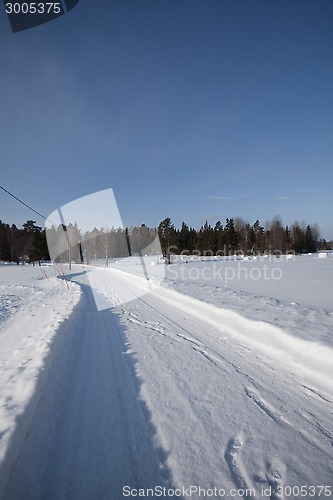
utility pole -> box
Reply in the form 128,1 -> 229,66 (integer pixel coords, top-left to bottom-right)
62,224 -> 71,271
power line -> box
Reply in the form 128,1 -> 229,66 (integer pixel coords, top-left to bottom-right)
0,184 -> 55,225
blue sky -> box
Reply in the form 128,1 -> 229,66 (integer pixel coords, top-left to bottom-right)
0,0 -> 332,238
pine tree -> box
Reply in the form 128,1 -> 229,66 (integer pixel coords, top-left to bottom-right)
304,225 -> 317,253
28,230 -> 50,264
158,218 -> 176,261
224,218 -> 238,254
0,221 -> 11,261
291,224 -> 305,254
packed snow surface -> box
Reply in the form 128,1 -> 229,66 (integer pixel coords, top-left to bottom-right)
0,255 -> 332,499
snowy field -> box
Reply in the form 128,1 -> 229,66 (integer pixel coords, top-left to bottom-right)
0,255 -> 332,499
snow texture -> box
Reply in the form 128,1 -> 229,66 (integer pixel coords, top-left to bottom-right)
0,256 -> 332,499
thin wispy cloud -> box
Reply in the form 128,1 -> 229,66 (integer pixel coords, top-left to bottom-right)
295,188 -> 326,194
276,189 -> 325,199
206,195 -> 251,201
206,196 -> 232,201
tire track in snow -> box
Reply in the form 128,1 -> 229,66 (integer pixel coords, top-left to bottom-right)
191,345 -> 221,367
109,268 -> 333,457
297,409 -> 333,447
113,267 -> 333,461
113,273 -> 253,377
302,385 -> 332,403
127,310 -> 200,345
107,267 -> 333,398
86,266 -> 333,491
116,279 -> 208,351
315,422 -> 333,446
245,386 -> 332,457
244,387 -> 289,425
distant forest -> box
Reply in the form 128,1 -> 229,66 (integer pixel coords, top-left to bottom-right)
0,217 -> 332,265
157,217 -> 331,257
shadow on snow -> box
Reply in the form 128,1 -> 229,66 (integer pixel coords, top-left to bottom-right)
0,271 -> 181,500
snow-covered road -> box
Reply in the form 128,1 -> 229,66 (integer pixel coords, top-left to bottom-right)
85,267 -> 333,498
1,270 -> 172,500
1,263 -> 333,499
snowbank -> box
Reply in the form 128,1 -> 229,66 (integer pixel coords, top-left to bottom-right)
0,266 -> 81,493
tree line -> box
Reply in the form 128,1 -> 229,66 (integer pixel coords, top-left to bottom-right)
158,217 -> 332,257
46,223 -> 159,265
0,219 -> 49,264
0,219 -> 160,265
0,216 -> 331,265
